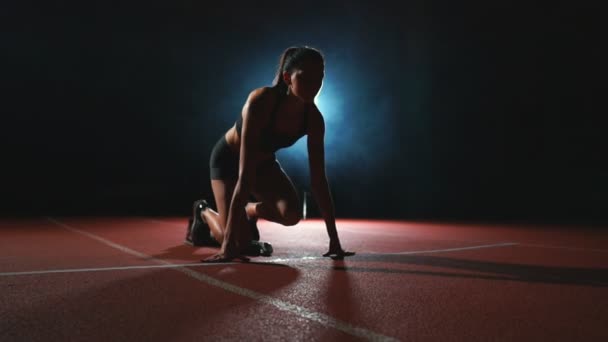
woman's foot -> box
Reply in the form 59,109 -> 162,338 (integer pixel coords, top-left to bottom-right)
248,216 -> 260,241
245,240 -> 273,257
186,199 -> 211,246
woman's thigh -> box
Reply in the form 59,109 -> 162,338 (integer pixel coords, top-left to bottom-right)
209,133 -> 240,229
252,159 -> 302,224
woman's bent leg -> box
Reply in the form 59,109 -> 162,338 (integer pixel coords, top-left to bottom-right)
202,179 -> 237,245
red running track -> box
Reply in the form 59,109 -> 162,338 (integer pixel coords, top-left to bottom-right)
1,217 -> 607,341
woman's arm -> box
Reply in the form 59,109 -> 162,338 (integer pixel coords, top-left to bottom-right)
220,88 -> 274,258
307,107 -> 352,257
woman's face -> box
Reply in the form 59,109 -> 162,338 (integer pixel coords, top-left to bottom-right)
285,59 -> 324,103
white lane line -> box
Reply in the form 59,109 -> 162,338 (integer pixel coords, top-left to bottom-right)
389,242 -> 519,255
517,243 -> 608,253
46,217 -> 154,260
260,243 -> 518,264
0,241 -> 541,277
263,242 -> 605,265
45,217 -> 398,342
0,262 -> 236,277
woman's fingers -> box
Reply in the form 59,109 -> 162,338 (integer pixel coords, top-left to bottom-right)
201,253 -> 250,263
201,253 -> 229,263
322,250 -> 356,259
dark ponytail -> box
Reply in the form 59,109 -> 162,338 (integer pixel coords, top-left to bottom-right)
272,46 -> 324,95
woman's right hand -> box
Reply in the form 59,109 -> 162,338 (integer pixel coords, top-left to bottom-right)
202,251 -> 250,263
202,205 -> 251,263
202,233 -> 249,262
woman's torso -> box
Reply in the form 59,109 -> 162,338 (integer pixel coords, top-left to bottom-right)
224,88 -> 309,162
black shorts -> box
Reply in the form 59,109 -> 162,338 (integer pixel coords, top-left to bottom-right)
209,135 -> 280,181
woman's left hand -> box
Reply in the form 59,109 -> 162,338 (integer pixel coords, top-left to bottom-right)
323,239 -> 355,259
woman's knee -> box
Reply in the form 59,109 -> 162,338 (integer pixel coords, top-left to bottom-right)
282,210 -> 302,226
277,200 -> 302,226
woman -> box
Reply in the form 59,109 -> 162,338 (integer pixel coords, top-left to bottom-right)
194,46 -> 354,262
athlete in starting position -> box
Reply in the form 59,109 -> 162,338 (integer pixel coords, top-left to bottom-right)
190,46 -> 354,262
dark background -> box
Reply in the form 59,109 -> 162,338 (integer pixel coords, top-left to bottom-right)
2,1 -> 605,223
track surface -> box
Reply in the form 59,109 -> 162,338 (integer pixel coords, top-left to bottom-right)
1,217 -> 607,341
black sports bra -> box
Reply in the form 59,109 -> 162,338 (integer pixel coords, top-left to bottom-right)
235,91 -> 309,153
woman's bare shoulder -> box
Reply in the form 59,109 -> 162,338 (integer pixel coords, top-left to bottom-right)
242,87 -> 279,126
246,86 -> 278,107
